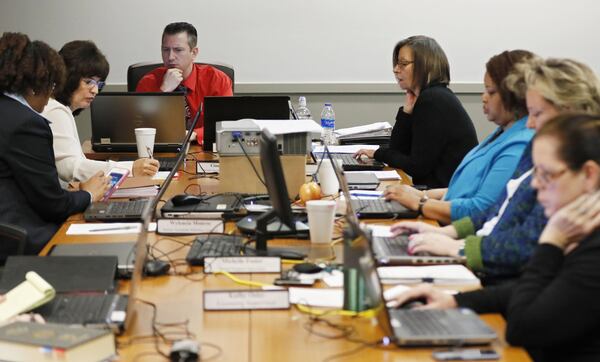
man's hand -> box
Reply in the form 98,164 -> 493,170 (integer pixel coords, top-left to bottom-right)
160,68 -> 183,92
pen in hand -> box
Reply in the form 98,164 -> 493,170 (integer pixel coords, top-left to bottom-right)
146,146 -> 154,160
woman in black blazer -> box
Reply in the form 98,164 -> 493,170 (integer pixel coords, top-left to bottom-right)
355,36 -> 478,188
0,32 -> 109,256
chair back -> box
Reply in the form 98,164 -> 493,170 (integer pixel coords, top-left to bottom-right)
0,223 -> 27,266
127,62 -> 235,93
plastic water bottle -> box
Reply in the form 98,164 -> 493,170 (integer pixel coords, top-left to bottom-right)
320,103 -> 336,145
296,96 -> 312,119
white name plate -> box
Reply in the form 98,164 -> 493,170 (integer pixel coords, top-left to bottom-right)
156,218 -> 223,234
196,161 -> 220,174
203,289 -> 290,310
203,256 -> 281,273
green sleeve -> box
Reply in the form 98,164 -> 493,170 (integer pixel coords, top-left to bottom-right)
464,235 -> 484,271
452,217 -> 475,238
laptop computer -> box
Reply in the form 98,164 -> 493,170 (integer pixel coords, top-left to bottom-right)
203,96 -> 291,151
313,152 -> 385,171
84,110 -> 200,222
49,242 -> 136,278
353,227 -> 497,346
91,92 -> 186,152
344,172 -> 380,190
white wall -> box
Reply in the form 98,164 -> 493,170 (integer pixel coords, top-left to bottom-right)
1,0 -> 596,142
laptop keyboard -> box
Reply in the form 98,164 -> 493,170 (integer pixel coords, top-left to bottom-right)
186,234 -> 246,265
375,234 -> 410,256
39,294 -> 115,324
106,199 -> 149,216
351,198 -> 396,213
394,309 -> 484,336
157,157 -> 178,171
313,153 -> 384,170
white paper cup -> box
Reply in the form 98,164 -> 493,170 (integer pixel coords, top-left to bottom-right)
317,159 -> 341,196
306,200 -> 337,244
135,128 -> 156,158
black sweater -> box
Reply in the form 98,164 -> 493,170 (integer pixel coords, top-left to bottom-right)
456,229 -> 600,362
373,84 -> 478,188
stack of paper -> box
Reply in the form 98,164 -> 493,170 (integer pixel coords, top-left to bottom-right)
334,122 -> 392,141
345,170 -> 401,181
377,265 -> 480,286
111,185 -> 158,198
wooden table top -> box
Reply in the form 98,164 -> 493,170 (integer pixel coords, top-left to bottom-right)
42,146 -> 531,362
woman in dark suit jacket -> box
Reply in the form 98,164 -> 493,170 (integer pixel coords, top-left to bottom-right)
355,36 -> 478,188
0,32 -> 108,257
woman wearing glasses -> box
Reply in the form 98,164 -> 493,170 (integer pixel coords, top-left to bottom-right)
354,36 -> 478,188
0,33 -> 108,255
391,113 -> 600,362
391,58 -> 600,282
42,41 -> 159,187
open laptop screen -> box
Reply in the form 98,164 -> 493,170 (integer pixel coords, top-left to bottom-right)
91,92 -> 186,152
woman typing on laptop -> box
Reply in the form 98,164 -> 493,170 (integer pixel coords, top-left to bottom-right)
390,114 -> 600,362
42,41 -> 159,188
0,32 -> 109,254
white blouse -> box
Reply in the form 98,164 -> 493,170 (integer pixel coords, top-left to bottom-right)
42,98 -> 133,187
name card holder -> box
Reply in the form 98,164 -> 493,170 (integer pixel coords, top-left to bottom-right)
203,289 -> 290,310
203,256 -> 281,273
156,218 -> 224,235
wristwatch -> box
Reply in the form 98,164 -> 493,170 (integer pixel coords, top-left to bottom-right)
417,192 -> 429,216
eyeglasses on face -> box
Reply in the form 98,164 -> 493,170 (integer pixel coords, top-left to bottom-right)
395,60 -> 414,69
83,78 -> 105,91
532,165 -> 569,185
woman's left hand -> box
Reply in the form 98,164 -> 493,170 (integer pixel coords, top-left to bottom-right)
407,233 -> 465,257
539,191 -> 600,252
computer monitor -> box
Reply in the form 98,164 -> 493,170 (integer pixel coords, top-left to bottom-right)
202,96 -> 291,151
236,128 -> 307,259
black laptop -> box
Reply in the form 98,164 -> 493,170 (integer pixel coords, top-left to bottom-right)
91,92 -> 186,152
49,242 -> 136,278
202,96 -> 291,151
161,193 -> 245,218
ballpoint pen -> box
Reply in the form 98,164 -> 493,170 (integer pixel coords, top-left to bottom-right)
146,146 -> 154,159
88,226 -> 139,232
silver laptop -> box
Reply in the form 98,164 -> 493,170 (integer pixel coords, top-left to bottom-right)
91,92 -> 186,152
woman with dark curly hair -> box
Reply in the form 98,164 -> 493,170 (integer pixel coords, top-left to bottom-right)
43,41 -> 159,186
0,32 -> 109,257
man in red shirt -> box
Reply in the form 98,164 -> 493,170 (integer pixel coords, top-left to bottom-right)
136,22 -> 233,145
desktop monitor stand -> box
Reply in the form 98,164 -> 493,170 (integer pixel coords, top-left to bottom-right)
245,210 -> 307,260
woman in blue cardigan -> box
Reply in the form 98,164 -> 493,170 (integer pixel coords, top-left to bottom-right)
384,50 -> 535,224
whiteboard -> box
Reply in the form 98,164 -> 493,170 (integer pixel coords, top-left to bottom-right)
1,0 -> 598,86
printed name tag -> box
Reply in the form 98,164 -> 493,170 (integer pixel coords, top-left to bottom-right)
203,289 -> 290,310
203,256 -> 281,273
196,161 -> 219,174
156,218 -> 223,234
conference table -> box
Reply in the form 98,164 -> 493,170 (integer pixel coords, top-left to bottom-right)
41,145 -> 532,362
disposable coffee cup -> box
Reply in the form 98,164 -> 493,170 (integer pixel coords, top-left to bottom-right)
135,128 -> 156,158
317,159 -> 341,196
306,200 -> 337,244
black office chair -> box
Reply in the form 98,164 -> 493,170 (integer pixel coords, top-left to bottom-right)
0,223 -> 27,280
127,61 -> 235,93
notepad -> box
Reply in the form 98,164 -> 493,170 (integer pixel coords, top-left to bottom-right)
377,265 -> 480,286
0,272 -> 55,322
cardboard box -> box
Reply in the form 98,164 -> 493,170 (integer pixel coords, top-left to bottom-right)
219,155 -> 306,199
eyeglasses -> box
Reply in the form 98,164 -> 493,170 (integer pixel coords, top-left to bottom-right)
532,166 -> 569,185
396,60 -> 414,69
83,78 -> 105,91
